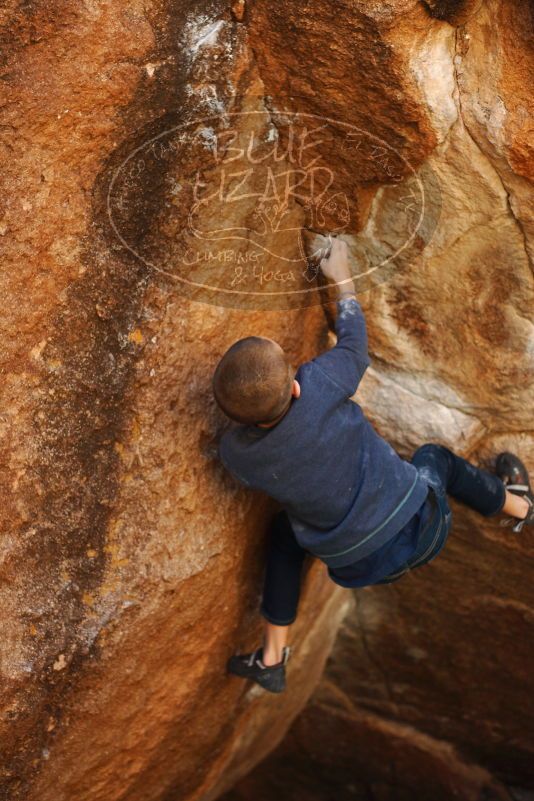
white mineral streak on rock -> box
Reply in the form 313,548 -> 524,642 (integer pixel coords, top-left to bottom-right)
198,126 -> 218,151
197,85 -> 226,114
183,16 -> 225,60
409,23 -> 458,144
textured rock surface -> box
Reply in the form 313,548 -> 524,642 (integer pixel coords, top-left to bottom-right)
1,0 -> 533,800
222,0 -> 534,799
0,2 -> 352,799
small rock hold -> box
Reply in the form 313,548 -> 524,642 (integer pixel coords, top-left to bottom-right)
53,654 -> 67,671
128,328 -> 144,345
30,339 -> 47,361
231,0 -> 245,22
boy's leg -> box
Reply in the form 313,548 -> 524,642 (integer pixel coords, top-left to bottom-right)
502,490 -> 529,519
260,511 -> 308,665
412,443 -> 508,517
262,622 -> 290,667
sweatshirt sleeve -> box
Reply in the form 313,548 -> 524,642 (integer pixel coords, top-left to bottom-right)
312,297 -> 371,396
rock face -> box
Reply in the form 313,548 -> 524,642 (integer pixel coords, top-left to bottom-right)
1,1 -> 532,801
221,0 -> 534,799
0,2 -> 352,799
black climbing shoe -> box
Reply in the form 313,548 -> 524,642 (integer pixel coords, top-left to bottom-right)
227,645 -> 291,694
496,451 -> 534,533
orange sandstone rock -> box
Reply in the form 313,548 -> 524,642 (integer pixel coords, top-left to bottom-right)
1,0 -> 533,800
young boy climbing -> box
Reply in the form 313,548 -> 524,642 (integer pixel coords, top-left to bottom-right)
213,238 -> 534,694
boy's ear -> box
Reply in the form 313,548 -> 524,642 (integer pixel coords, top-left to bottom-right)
292,380 -> 301,399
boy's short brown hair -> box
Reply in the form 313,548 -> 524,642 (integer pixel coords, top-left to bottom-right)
213,337 -> 294,425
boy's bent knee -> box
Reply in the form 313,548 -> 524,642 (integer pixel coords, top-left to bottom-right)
415,442 -> 448,454
413,443 -> 453,462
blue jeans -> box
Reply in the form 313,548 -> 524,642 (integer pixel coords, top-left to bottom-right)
260,443 -> 507,625
375,443 -> 506,584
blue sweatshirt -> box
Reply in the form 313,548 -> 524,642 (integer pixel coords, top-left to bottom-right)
219,297 -> 429,570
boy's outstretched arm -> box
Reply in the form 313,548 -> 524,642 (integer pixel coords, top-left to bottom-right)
313,238 -> 371,396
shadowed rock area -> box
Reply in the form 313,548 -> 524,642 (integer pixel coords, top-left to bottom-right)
0,0 -> 532,800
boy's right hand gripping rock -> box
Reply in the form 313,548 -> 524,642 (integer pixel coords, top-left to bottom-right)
320,238 -> 350,283
320,238 -> 356,300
